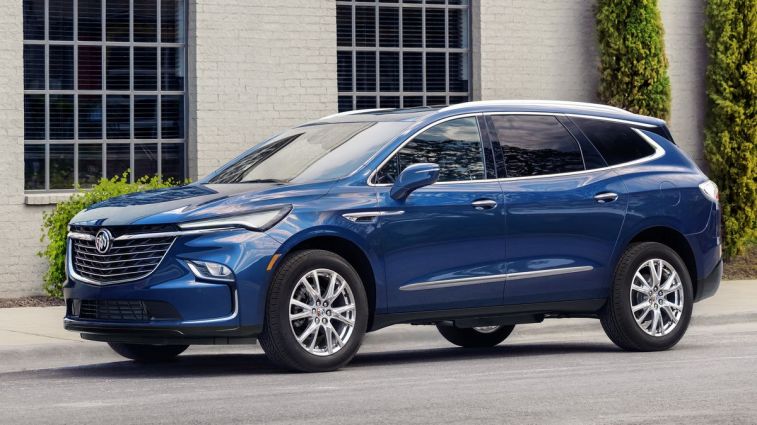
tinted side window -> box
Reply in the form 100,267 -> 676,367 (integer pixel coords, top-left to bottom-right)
490,115 -> 584,178
572,117 -> 656,166
375,117 -> 485,184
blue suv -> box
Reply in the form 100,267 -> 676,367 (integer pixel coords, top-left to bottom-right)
64,101 -> 722,372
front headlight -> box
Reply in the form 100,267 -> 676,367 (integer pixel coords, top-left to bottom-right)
178,205 -> 292,231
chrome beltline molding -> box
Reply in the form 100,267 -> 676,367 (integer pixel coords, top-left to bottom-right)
399,265 -> 594,291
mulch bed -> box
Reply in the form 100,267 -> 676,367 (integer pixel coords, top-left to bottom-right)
0,296 -> 65,309
723,243 -> 757,281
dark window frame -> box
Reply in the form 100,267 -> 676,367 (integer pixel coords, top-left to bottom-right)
22,0 -> 187,191
569,116 -> 660,167
336,0 -> 472,112
372,115 -> 490,185
486,114 -> 587,179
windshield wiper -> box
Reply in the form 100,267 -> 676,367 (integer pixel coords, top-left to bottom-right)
238,178 -> 288,184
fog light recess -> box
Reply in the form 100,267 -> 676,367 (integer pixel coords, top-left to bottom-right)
187,260 -> 235,282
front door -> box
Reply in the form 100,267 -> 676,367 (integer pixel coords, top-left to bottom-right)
373,116 -> 507,313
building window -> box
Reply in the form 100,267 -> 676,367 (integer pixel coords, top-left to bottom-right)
22,0 -> 187,191
336,0 -> 471,112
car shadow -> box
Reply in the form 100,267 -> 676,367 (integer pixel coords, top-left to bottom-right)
21,342 -> 620,380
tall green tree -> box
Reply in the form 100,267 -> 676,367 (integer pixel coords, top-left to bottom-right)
596,0 -> 671,120
704,0 -> 757,259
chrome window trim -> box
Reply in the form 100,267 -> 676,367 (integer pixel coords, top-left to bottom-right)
367,112 -> 666,187
399,266 -> 594,291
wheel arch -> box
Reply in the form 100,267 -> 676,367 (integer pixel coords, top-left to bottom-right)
625,226 -> 698,298
272,231 -> 381,331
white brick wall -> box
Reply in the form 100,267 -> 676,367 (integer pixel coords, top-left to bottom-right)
660,0 -> 708,166
475,0 -> 600,102
189,0 -> 338,179
0,0 -> 50,297
474,0 -> 707,167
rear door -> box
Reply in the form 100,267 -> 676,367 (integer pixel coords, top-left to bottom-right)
486,114 -> 628,304
373,116 -> 508,313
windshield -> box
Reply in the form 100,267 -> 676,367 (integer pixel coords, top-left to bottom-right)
206,121 -> 414,184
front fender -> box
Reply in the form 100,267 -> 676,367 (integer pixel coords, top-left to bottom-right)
269,221 -> 388,316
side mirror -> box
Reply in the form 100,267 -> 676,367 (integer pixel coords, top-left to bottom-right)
389,163 -> 440,201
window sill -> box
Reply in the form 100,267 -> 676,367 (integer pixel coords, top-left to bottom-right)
24,192 -> 78,206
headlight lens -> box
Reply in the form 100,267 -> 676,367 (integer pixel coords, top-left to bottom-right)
187,260 -> 234,282
178,205 -> 292,231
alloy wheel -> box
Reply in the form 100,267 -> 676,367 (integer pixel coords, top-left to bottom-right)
288,268 -> 356,356
629,259 -> 685,337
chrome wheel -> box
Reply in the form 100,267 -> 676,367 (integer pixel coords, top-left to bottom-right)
473,325 -> 501,334
629,259 -> 684,337
288,268 -> 356,356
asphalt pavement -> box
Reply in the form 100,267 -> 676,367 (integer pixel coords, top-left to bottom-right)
1,281 -> 756,424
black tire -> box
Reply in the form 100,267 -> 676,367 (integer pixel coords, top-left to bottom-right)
108,343 -> 188,362
436,323 -> 515,348
258,249 -> 369,372
600,242 -> 693,351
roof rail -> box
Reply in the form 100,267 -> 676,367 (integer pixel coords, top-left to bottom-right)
439,100 -> 631,115
318,108 -> 390,121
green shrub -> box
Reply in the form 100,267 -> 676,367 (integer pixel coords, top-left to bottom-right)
704,0 -> 757,259
39,174 -> 180,298
596,0 -> 671,120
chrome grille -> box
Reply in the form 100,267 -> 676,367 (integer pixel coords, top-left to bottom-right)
70,231 -> 175,284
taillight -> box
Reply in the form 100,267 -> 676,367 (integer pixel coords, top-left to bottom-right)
699,180 -> 719,203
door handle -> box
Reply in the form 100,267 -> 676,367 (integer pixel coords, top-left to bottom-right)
471,199 -> 498,210
594,192 -> 619,203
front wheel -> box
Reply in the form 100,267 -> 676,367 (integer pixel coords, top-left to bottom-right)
600,242 -> 693,351
436,323 -> 515,348
259,250 -> 368,372
108,343 -> 188,362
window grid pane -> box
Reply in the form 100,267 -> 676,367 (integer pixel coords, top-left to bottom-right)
22,0 -> 187,191
336,0 -> 472,112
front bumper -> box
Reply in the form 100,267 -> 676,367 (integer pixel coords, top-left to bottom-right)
63,228 -> 281,343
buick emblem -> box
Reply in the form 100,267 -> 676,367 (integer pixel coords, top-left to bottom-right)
94,229 -> 113,254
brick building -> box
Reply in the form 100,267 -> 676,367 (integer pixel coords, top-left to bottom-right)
0,0 -> 706,296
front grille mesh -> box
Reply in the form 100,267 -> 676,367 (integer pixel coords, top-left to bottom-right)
78,300 -> 148,321
71,233 -> 175,284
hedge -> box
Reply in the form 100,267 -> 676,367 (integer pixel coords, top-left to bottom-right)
704,0 -> 757,259
596,0 -> 671,120
39,174 -> 179,298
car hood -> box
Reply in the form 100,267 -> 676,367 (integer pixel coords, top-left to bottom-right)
69,182 -> 331,227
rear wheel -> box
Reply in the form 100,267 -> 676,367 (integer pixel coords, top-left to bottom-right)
108,343 -> 188,362
436,323 -> 515,348
600,242 -> 693,351
259,250 -> 368,372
